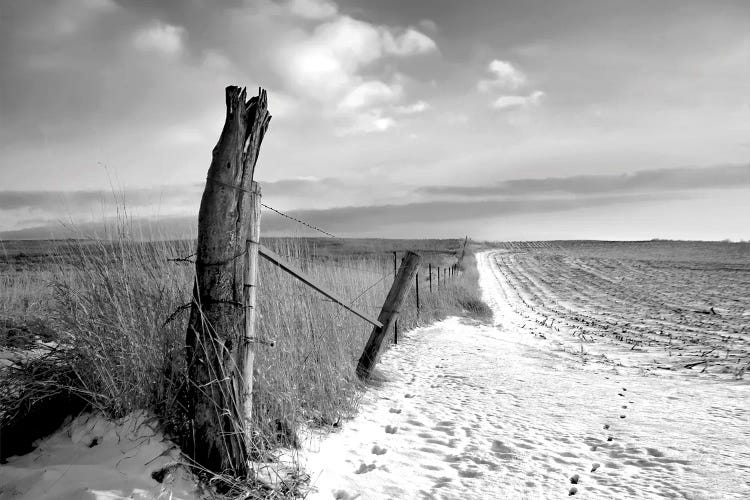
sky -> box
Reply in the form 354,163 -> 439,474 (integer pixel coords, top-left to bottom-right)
0,0 -> 748,241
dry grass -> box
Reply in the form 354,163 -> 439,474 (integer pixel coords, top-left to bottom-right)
0,230 -> 489,493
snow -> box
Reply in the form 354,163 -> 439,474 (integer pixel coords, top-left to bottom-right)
1,249 -> 747,499
300,250 -> 750,499
0,411 -> 200,500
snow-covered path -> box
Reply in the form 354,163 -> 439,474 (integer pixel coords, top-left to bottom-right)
301,251 -> 750,500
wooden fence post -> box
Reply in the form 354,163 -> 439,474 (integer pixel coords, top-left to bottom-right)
458,236 -> 468,268
186,86 -> 271,476
393,251 -> 397,276
429,263 -> 432,293
415,270 -> 420,315
243,182 -> 261,453
357,251 -> 421,379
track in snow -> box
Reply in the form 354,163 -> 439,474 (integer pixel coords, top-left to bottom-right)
301,251 -> 750,499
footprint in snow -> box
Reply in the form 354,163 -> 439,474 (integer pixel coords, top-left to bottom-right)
371,445 -> 387,455
389,408 -> 402,414
404,393 -> 415,398
333,489 -> 359,500
591,463 -> 600,472
385,425 -> 398,434
607,436 -> 613,442
570,474 -> 579,484
603,424 -> 610,429
620,415 -> 626,419
569,486 -> 578,496
354,462 -> 376,474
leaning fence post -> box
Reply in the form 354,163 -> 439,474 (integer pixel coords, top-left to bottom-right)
415,270 -> 420,315
357,251 -> 421,379
428,263 -> 432,293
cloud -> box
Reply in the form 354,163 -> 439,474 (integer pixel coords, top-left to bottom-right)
478,60 -> 527,92
338,81 -> 403,111
0,185 -> 202,217
273,14 -> 436,133
3,165 -> 746,240
418,164 -> 750,197
19,0 -> 118,41
257,193 -> 686,235
395,101 -> 430,114
0,175 -> 400,233
276,16 -> 411,100
131,22 -> 185,56
0,192 -> 680,240
382,28 -> 438,56
477,59 -> 544,112
492,90 -> 545,111
334,111 -> 396,136
417,19 -> 438,34
286,0 -> 338,20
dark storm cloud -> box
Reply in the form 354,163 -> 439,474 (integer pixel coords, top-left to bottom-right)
261,192 -> 683,235
0,191 -> 681,240
0,176 -> 345,213
0,185 -> 203,212
262,177 -> 348,195
418,165 -> 750,198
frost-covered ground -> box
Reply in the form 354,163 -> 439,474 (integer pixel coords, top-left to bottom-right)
301,251 -> 750,499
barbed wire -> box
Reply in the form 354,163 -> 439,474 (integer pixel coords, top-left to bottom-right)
261,203 -> 337,238
204,176 -> 337,238
165,197 -> 406,317
349,271 -> 395,306
267,250 -> 390,275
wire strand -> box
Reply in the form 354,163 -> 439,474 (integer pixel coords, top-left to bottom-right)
261,203 -> 337,238
349,271 -> 395,306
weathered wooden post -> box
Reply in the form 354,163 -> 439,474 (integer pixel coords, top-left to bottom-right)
357,251 -> 421,379
393,252 -> 398,342
415,270 -> 420,314
459,236 -> 468,267
243,182 -> 261,451
428,263 -> 432,293
437,266 -> 440,290
186,86 -> 271,476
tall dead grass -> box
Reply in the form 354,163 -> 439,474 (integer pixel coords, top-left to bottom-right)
0,230 -> 489,467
